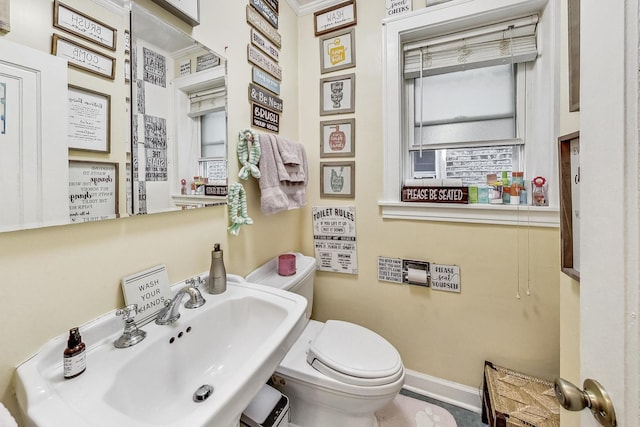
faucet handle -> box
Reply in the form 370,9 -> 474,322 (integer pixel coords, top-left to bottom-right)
116,304 -> 139,322
114,304 -> 146,349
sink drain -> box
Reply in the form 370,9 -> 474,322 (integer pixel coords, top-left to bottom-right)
193,384 -> 214,402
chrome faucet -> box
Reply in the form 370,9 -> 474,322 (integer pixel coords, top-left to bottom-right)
114,304 -> 147,348
155,280 -> 206,325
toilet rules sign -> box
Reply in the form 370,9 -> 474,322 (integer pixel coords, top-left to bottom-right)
312,206 -> 358,274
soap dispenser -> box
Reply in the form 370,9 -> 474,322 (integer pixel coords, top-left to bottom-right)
208,243 -> 227,294
63,327 -> 86,379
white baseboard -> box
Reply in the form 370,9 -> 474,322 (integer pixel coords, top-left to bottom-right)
403,369 -> 484,414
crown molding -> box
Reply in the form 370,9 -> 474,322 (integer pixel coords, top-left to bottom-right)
287,0 -> 346,16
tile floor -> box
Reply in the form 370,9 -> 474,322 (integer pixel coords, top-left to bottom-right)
400,389 -> 487,427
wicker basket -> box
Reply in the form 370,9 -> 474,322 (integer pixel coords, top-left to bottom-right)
482,361 -> 560,427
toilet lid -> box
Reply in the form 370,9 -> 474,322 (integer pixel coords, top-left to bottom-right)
306,320 -> 403,386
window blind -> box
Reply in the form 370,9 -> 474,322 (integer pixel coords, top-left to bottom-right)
403,14 -> 538,79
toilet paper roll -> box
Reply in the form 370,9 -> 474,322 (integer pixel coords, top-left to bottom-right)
407,267 -> 428,284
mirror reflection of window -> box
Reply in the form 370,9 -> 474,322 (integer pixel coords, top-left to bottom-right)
200,111 -> 226,158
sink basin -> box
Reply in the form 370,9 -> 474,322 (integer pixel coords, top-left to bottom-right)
15,279 -> 307,427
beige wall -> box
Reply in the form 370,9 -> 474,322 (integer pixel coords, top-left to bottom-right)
1,0 -> 566,424
297,1 -> 560,390
0,0 -> 303,423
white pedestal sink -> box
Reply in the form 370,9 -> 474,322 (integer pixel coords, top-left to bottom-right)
14,278 -> 307,427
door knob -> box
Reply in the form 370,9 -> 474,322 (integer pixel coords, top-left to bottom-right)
554,377 -> 617,427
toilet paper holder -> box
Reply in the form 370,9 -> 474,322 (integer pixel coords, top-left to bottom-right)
402,260 -> 430,286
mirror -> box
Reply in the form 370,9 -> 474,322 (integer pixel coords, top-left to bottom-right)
0,0 -> 227,233
130,3 -> 228,214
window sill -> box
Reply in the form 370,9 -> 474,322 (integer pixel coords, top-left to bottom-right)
378,201 -> 559,227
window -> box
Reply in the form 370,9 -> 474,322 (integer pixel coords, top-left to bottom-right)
381,0 -> 558,226
408,64 -> 523,185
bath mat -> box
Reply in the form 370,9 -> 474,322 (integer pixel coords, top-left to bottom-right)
375,394 -> 457,427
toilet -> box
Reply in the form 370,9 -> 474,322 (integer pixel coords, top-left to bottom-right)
245,253 -> 405,427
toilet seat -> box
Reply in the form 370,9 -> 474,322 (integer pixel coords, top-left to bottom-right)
306,320 -> 404,387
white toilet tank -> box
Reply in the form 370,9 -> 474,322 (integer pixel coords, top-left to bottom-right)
246,253 -> 316,319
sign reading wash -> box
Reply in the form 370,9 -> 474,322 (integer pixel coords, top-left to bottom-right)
121,265 -> 172,319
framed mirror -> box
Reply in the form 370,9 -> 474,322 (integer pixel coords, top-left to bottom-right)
0,0 -> 227,233
130,2 -> 228,214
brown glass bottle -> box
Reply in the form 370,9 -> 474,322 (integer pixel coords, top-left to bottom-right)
63,327 -> 86,379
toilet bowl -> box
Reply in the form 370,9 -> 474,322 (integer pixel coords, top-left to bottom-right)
246,253 -> 405,427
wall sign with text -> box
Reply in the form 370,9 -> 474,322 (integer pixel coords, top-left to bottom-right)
314,0 -> 357,36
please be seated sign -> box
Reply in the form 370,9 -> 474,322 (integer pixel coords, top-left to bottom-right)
401,186 -> 469,204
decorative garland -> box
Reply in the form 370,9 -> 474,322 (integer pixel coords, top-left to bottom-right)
227,182 -> 253,236
237,128 -> 261,180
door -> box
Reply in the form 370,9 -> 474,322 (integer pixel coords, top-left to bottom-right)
0,37 -> 69,231
579,0 -> 638,426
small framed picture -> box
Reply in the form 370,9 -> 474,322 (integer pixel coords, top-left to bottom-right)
320,28 -> 356,74
320,161 -> 355,198
314,0 -> 356,37
320,73 -> 355,116
320,118 -> 355,157
67,85 -> 111,153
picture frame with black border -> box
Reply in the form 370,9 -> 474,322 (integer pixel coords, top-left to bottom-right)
320,161 -> 355,198
320,118 -> 355,157
320,28 -> 356,74
320,73 -> 355,116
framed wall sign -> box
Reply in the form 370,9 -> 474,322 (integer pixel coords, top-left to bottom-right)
53,1 -> 117,51
151,0 -> 200,26
248,45 -> 282,80
320,28 -> 356,74
68,160 -> 119,223
320,161 -> 355,198
314,0 -> 357,37
246,5 -> 281,48
52,34 -> 115,80
68,85 -> 111,152
248,83 -> 283,113
320,118 -> 355,157
320,73 -> 355,115
558,131 -> 580,281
